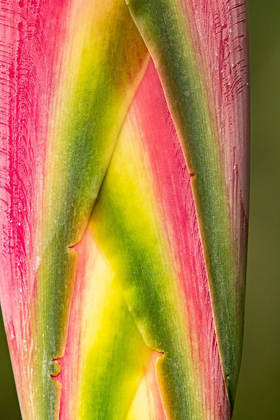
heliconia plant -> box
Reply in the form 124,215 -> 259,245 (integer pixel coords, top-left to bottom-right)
0,0 -> 249,419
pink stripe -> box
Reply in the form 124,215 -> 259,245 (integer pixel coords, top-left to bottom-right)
130,61 -> 230,418
180,0 -> 249,254
0,0 -> 69,415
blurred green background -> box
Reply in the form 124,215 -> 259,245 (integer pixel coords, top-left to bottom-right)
0,0 -> 279,418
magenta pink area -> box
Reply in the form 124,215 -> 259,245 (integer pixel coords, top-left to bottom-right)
130,61 -> 230,418
0,0 -> 69,412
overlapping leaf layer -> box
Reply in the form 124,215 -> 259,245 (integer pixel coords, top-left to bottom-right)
0,1 -> 249,419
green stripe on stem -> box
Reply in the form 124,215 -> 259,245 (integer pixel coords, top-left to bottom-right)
126,0 -> 241,407
35,3 -> 148,418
